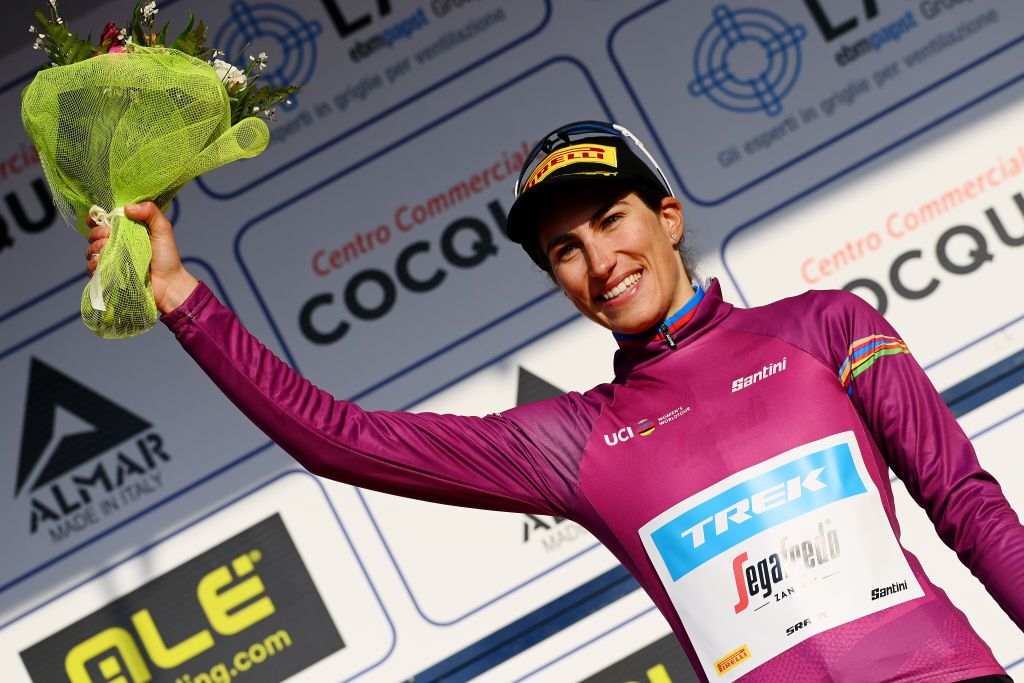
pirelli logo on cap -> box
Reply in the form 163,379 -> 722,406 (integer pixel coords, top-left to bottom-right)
524,143 -> 617,191
714,645 -> 751,676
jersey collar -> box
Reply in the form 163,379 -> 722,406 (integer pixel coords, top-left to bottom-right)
612,281 -> 706,348
612,278 -> 734,379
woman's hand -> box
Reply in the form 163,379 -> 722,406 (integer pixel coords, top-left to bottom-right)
86,201 -> 198,314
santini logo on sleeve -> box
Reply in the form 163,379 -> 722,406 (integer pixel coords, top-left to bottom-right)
649,442 -> 866,580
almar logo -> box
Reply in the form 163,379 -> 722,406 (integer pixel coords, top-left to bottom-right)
15,358 -> 170,542
603,418 -> 657,446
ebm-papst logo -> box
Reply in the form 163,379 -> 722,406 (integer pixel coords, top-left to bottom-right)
732,520 -> 841,614
649,442 -> 866,581
20,514 -> 343,683
15,358 -> 171,543
603,418 -> 657,447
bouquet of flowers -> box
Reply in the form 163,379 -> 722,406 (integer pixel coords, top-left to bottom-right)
22,0 -> 300,338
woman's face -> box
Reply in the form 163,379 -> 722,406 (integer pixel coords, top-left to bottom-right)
537,186 -> 692,335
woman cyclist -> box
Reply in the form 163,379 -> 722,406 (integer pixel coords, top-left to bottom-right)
87,121 -> 1023,682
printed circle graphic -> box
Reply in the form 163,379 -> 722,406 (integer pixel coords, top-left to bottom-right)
688,4 -> 807,116
214,1 -> 323,110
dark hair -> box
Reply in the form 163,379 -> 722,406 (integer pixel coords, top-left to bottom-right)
523,181 -> 698,281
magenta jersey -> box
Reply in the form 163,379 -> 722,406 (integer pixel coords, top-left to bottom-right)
163,278 -> 1023,682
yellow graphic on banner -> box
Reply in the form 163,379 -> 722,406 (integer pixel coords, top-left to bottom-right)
64,550 -> 275,683
714,645 -> 751,676
524,143 -> 618,191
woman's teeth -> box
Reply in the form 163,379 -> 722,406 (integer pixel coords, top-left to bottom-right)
602,273 -> 642,301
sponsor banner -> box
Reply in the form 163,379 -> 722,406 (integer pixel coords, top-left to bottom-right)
609,0 -> 1024,205
1,471 -> 394,682
0,263 -> 268,591
189,0 -> 550,198
723,85 -> 1024,376
235,58 -> 607,403
640,432 -> 922,683
359,317 -> 621,624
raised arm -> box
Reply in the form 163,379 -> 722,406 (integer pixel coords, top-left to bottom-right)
87,203 -> 586,516
826,291 -> 1024,631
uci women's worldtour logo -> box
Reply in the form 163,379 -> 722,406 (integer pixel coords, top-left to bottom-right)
602,406 -> 691,447
14,358 -> 172,543
648,441 -> 865,581
20,514 -> 343,683
603,418 -> 657,447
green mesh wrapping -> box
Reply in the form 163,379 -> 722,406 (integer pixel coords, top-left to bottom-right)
21,45 -> 269,339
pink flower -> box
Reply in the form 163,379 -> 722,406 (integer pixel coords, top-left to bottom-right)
108,46 -> 125,53
100,22 -> 120,45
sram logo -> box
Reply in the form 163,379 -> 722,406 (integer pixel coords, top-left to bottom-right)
647,438 -> 867,581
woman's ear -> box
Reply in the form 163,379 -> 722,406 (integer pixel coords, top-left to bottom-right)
660,196 -> 684,242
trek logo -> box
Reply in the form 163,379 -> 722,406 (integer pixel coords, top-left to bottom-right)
649,442 -> 866,580
15,358 -> 170,542
603,418 -> 657,446
731,357 -> 786,392
732,520 -> 842,613
20,514 -> 343,683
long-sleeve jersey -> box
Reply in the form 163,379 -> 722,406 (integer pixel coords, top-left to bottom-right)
163,278 -> 1024,682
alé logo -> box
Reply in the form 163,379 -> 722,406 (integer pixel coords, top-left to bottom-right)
603,418 -> 656,447
14,358 -> 171,542
649,442 -> 866,581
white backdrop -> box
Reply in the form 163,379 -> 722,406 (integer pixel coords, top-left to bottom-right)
1,1 -> 1022,681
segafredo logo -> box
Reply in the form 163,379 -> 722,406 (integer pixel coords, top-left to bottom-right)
603,418 -> 656,446
649,442 -> 867,580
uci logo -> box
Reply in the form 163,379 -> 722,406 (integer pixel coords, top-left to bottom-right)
603,419 -> 656,446
64,550 -> 274,683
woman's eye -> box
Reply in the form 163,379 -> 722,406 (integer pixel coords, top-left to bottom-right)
557,243 -> 579,261
602,213 -> 623,228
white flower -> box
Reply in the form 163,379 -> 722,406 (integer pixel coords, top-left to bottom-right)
252,105 -> 259,112
212,58 -> 247,93
285,99 -> 292,105
29,25 -> 36,33
249,51 -> 268,70
141,2 -> 158,22
48,0 -> 57,10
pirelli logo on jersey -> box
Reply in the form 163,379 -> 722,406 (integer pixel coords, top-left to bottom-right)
648,443 -> 867,580
714,645 -> 751,676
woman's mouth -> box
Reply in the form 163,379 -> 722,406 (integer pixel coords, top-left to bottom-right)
600,272 -> 642,301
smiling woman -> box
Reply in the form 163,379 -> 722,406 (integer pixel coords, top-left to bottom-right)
86,120 -> 1023,683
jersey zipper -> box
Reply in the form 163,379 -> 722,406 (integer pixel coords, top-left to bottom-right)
659,323 -> 677,349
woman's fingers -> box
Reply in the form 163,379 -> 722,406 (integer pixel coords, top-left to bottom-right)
87,224 -> 110,243
85,237 -> 108,262
123,201 -> 172,238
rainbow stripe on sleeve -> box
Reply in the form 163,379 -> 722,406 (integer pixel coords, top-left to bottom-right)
838,334 -> 911,394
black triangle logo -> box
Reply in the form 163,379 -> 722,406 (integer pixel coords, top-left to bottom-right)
16,358 -> 152,495
516,367 -> 564,407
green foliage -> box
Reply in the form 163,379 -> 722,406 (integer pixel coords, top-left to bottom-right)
30,1 -> 302,125
33,9 -> 94,68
